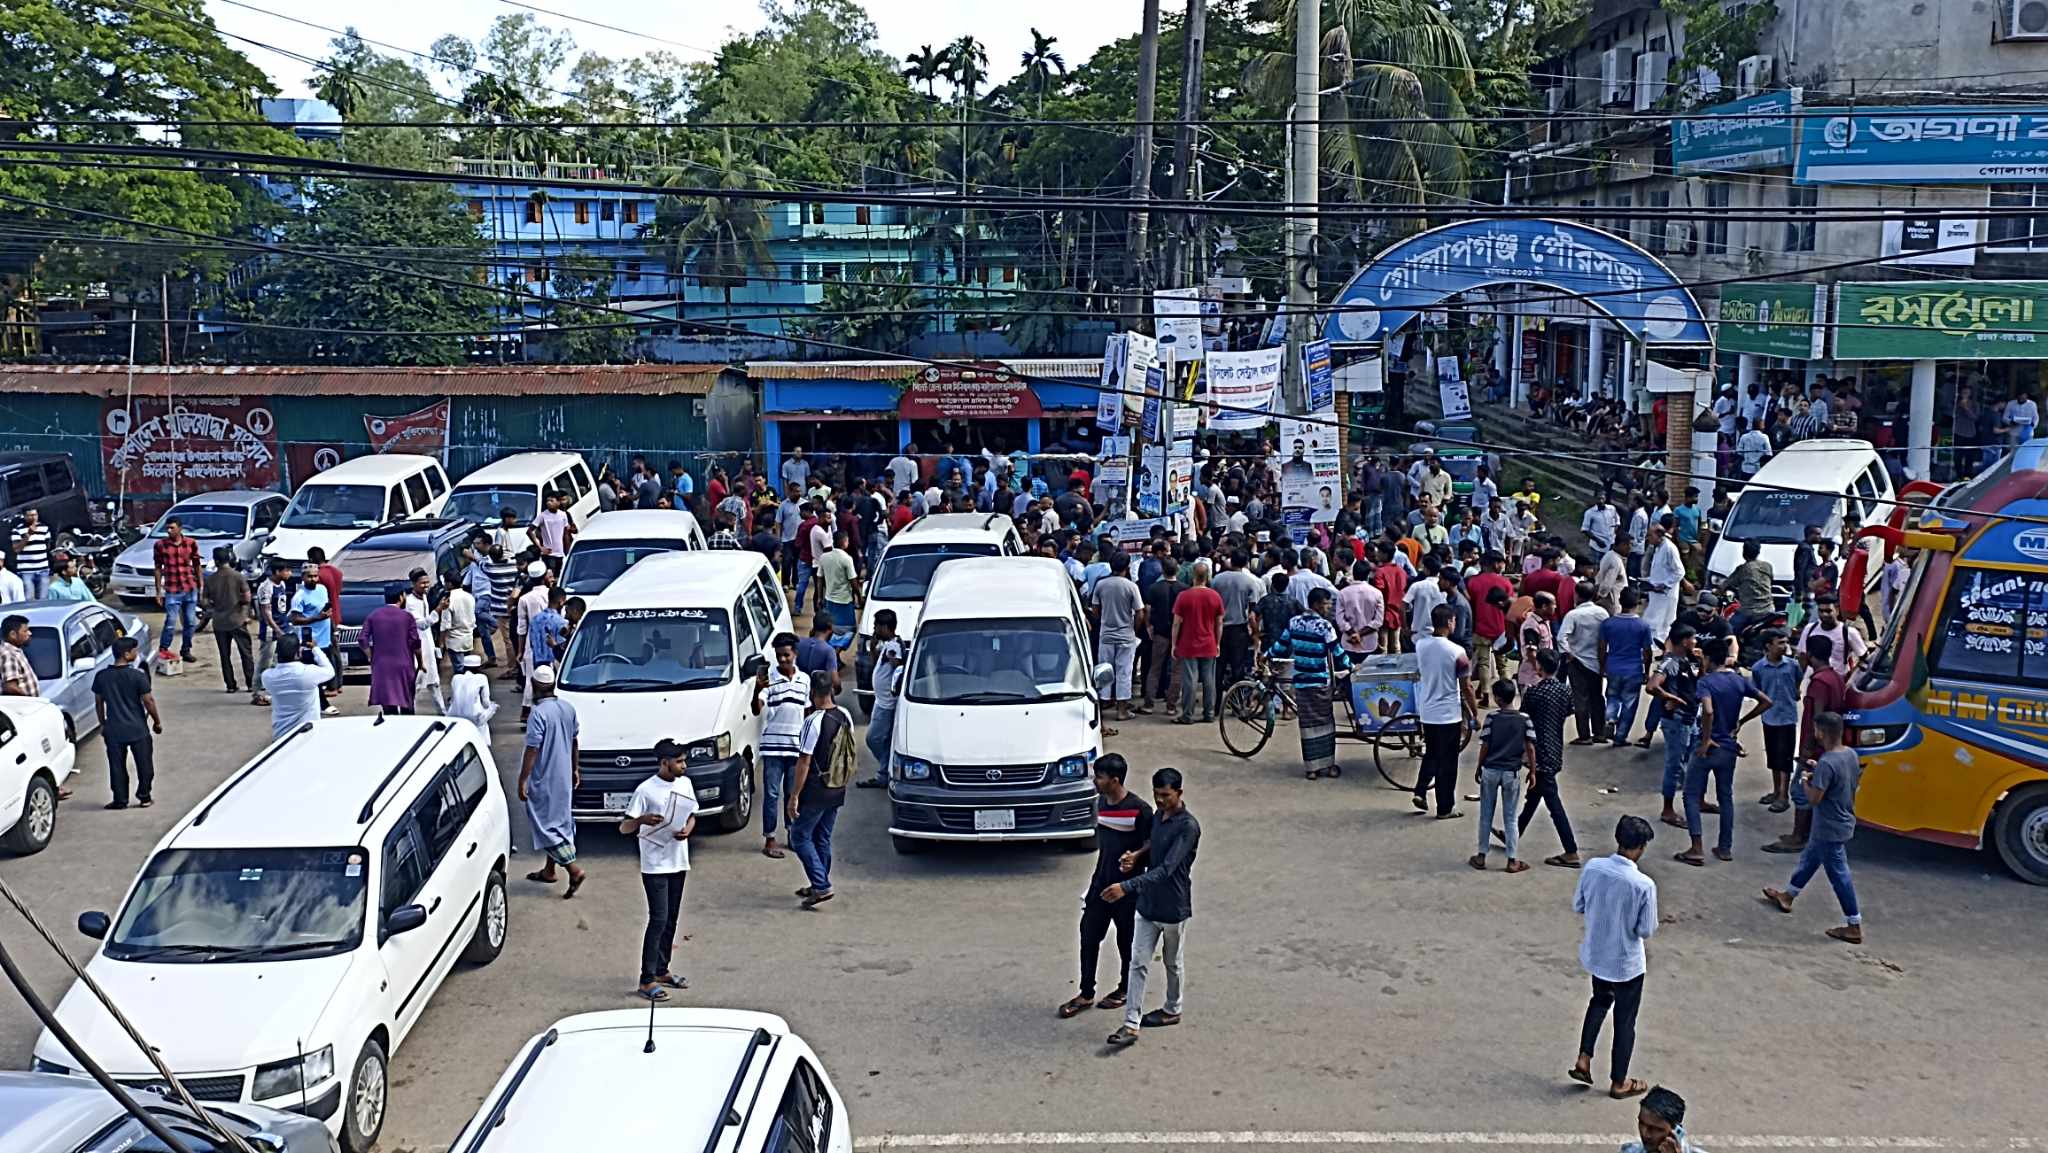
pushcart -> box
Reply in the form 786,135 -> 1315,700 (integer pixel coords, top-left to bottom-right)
1217,652 -> 1471,789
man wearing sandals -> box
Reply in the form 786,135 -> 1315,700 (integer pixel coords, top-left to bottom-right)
622,738 -> 696,1001
1059,754 -> 1151,1022
518,667 -> 588,897
1570,814 -> 1658,1100
1101,767 -> 1200,1047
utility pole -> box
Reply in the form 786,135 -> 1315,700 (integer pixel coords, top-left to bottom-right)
1126,0 -> 1161,321
1284,0 -> 1320,413
161,273 -> 177,504
1161,0 -> 1207,290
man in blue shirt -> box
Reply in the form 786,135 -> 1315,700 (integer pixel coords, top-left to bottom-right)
1679,636 -> 1769,865
1673,486 -> 1703,552
1751,630 -> 1802,812
461,544 -> 498,667
528,587 -> 570,673
1572,813 -> 1658,1100
1598,589 -> 1655,748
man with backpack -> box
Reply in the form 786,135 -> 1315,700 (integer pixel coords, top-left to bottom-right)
787,669 -> 855,909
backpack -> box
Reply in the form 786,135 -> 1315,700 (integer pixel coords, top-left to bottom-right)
821,707 -> 859,790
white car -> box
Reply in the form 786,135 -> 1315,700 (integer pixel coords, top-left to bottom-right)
446,1009 -> 851,1153
0,696 -> 77,855
35,715 -> 512,1153
853,513 -> 1024,715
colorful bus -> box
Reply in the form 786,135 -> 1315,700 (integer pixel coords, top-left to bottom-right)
1849,438 -> 2048,884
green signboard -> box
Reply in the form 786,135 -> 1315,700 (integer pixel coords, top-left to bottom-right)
1833,281 -> 2048,360
1716,282 -> 1827,359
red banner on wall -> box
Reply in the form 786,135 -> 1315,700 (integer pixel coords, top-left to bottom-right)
285,441 -> 350,487
364,401 -> 450,457
897,363 -> 1042,420
102,397 -> 280,495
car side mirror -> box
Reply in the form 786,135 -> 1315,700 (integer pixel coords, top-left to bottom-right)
385,904 -> 428,937
77,911 -> 109,939
1093,662 -> 1115,691
71,657 -> 95,672
740,654 -> 768,680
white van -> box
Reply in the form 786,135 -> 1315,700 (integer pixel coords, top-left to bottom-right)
37,715 -> 512,1153
558,508 -> 709,598
446,1009 -> 851,1153
886,556 -> 1111,853
448,452 -> 599,532
853,513 -> 1024,714
1707,438 -> 1895,601
265,454 -> 451,567
556,551 -> 791,831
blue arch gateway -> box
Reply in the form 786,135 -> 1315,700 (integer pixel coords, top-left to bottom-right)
1323,218 -> 1711,347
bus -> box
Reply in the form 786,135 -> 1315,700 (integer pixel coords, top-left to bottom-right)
1848,438 -> 2048,885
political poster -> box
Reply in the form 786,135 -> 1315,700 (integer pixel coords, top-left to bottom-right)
1135,442 -> 1167,517
285,441 -> 349,488
1206,346 -> 1284,431
1153,287 -> 1204,358
1122,332 -> 1159,422
103,397 -> 280,497
1436,358 -> 1472,421
1277,416 -> 1342,545
1164,439 -> 1195,515
1094,435 -> 1132,513
365,401 -> 451,458
1301,339 -> 1334,414
1095,333 -> 1128,431
1140,362 -> 1167,442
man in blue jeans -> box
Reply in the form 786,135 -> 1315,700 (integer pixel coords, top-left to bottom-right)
1646,625 -> 1699,831
787,670 -> 850,909
1762,710 -> 1865,943
858,610 -> 904,788
1598,590 -> 1655,750
152,518 -> 203,661
1679,636 -> 1770,865
752,633 -> 809,859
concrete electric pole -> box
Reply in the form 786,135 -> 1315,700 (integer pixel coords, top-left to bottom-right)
1127,0 -> 1162,320
1284,0 -> 1320,413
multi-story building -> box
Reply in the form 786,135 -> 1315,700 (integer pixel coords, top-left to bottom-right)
1514,0 -> 2048,478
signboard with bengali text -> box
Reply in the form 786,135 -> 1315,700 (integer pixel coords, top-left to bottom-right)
1832,281 -> 2048,360
103,397 -> 280,496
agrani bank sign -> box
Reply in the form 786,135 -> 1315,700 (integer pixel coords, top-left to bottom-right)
1797,105 -> 2048,183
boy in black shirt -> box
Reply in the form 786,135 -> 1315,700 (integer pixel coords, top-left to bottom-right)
1470,680 -> 1534,872
91,637 -> 161,809
1060,754 -> 1153,1018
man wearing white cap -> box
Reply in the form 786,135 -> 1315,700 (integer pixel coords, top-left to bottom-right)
518,665 -> 586,897
447,652 -> 497,732
515,560 -> 551,719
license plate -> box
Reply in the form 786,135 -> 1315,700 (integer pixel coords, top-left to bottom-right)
973,809 -> 1015,832
602,792 -> 634,811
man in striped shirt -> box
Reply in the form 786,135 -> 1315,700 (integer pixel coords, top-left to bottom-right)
753,633 -> 810,860
1059,753 -> 1152,1019
10,510 -> 52,601
483,540 -> 521,675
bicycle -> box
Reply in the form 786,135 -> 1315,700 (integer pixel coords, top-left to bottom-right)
1218,660 -> 1474,789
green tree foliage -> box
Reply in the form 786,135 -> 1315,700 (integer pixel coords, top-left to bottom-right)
796,269 -> 928,352
1667,0 -> 1777,95
644,137 -> 780,324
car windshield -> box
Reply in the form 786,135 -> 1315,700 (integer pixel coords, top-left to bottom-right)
1723,490 -> 1840,545
905,617 -> 1088,704
24,627 -> 64,681
281,484 -> 386,530
335,548 -> 438,589
446,486 -> 538,524
558,607 -> 734,692
151,507 -> 248,540
560,540 -> 679,595
870,542 -> 1001,601
106,847 -> 368,963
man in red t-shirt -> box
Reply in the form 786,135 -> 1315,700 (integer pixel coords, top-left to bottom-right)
1467,549 -> 1516,694
1170,559 -> 1226,724
1371,542 -> 1409,654
889,491 -> 914,534
1521,549 -> 1577,618
308,545 -> 346,707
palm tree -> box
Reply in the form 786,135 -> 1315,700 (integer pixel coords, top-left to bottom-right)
1018,29 -> 1067,116
311,62 -> 365,157
644,135 -> 779,327
942,36 -> 989,105
1247,0 -> 1478,215
902,45 -> 947,99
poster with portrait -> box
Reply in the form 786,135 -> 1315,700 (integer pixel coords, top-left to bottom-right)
1096,333 -> 1128,432
1094,435 -> 1132,513
1278,415 -> 1342,545
1122,332 -> 1159,423
1135,441 -> 1166,518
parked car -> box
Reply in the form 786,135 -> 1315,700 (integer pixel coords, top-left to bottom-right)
264,455 -> 451,568
0,1071 -> 338,1153
445,1009 -> 850,1153
37,714 -> 512,1153
330,518 -> 477,670
853,513 -> 1023,716
3,601 -> 152,743
0,696 -> 77,855
447,452 -> 600,530
0,452 -> 95,546
110,490 -> 290,606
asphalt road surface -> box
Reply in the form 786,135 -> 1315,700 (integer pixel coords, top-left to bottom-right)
2,645 -> 2044,1152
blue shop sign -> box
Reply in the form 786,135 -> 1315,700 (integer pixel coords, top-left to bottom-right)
1672,90 -> 1799,173
1798,105 -> 2048,184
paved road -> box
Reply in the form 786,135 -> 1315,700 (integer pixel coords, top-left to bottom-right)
2,645 -> 2044,1152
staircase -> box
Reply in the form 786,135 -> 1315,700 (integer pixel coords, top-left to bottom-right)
1400,375 -> 1605,555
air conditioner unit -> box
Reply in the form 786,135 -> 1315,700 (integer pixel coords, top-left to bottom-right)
1736,54 -> 1774,96
1692,66 -> 1723,99
2011,0 -> 2048,38
1633,51 -> 1671,111
1601,48 -> 1637,105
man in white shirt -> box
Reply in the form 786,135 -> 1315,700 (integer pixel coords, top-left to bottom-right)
1413,604 -> 1477,818
1571,814 -> 1658,1099
1796,595 -> 1868,676
530,492 -> 574,560
0,553 -> 24,605
1556,584 -> 1611,743
1643,522 -> 1685,645
261,634 -> 333,739
621,738 -> 696,1002
1736,417 -> 1774,477
1595,536 -> 1631,614
402,568 -> 446,714
1404,562 -> 1447,640
515,562 -> 552,716
446,652 -> 497,733
2001,390 -> 2040,445
1580,496 -> 1622,555
781,447 -> 811,496
441,578 -> 478,667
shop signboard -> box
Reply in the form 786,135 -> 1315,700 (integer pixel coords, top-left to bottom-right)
1672,90 -> 1800,173
898,363 -> 1043,419
1206,346 -> 1283,431
1301,338 -> 1335,414
1797,105 -> 2048,184
365,401 -> 451,457
1832,280 -> 2048,359
1715,282 -> 1828,359
104,397 -> 280,496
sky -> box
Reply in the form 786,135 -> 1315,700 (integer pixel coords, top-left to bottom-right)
205,0 -> 1139,103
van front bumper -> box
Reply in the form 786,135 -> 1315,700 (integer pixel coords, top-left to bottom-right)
572,752 -> 747,820
887,779 -> 1097,842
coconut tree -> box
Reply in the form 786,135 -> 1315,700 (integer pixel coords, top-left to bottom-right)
644,135 -> 779,326
942,36 -> 988,104
1018,29 -> 1067,116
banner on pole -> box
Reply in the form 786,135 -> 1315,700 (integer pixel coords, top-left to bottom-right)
365,401 -> 451,458
1301,339 -> 1334,414
1123,333 -> 1159,421
1096,333 -> 1128,431
1278,415 -> 1342,545
1206,347 -> 1284,431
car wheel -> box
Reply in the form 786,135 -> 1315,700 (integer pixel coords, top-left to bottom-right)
463,870 -> 508,965
61,715 -> 75,745
1,775 -> 58,855
891,834 -> 926,855
340,1039 -> 387,1153
54,530 -> 76,552
1993,785 -> 2048,886
718,760 -> 755,833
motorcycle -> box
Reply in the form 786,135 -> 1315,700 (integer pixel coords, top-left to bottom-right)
1724,597 -> 1790,668
63,530 -> 129,598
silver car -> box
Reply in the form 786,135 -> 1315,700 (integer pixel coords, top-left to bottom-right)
0,1071 -> 336,1153
5,602 -> 152,743
111,491 -> 288,606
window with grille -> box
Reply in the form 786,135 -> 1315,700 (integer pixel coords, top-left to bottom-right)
1704,182 -> 1730,254
1645,190 -> 1671,253
1784,185 -> 1817,252
1987,185 -> 2048,251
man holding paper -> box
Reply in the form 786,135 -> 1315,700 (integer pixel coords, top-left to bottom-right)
621,738 -> 698,1002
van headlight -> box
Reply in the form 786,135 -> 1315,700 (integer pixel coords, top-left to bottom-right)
687,733 -> 732,763
253,1045 -> 333,1100
893,755 -> 931,781
1056,754 -> 1092,779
